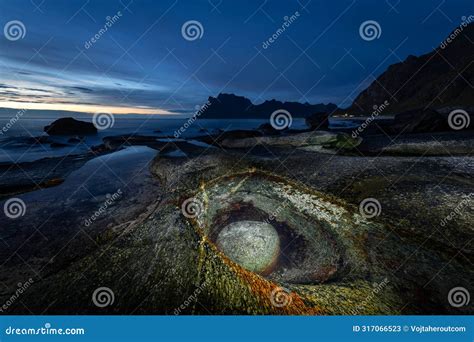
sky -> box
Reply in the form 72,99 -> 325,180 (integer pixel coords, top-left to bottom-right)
0,0 -> 473,115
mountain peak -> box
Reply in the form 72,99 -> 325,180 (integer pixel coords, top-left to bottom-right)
200,93 -> 337,119
346,22 -> 474,114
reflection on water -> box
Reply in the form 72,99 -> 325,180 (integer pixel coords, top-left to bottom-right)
0,146 -> 160,278
0,116 -> 308,163
328,117 -> 394,130
17,146 -> 157,202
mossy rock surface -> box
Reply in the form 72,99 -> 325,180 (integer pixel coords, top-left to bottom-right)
3,146 -> 473,315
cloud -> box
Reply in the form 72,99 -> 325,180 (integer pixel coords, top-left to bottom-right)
0,0 -> 468,115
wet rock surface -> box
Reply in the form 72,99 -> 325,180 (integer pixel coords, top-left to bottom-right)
354,131 -> 474,156
0,147 -> 161,310
0,130 -> 472,315
0,150 -> 108,198
218,131 -> 360,151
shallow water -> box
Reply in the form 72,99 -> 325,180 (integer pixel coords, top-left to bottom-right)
0,146 -> 160,270
0,114 -> 308,163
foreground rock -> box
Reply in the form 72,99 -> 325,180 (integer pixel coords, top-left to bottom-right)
102,134 -> 211,156
219,130 -> 361,151
2,141 -> 472,314
305,112 -> 330,130
355,131 -> 474,156
195,129 -> 265,146
0,149 -> 110,198
44,117 -> 97,135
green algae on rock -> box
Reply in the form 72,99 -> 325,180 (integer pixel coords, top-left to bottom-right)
4,147 -> 471,315
218,131 -> 361,151
187,169 -> 403,314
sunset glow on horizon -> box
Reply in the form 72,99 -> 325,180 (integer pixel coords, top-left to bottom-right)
0,101 -> 175,115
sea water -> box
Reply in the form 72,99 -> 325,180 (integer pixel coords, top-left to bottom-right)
0,110 -> 308,163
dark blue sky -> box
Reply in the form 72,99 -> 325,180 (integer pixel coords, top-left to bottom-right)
0,0 -> 472,115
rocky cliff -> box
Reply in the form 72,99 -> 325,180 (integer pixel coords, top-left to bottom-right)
347,23 -> 474,115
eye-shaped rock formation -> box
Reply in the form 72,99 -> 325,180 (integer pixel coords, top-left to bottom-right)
4,145 -> 472,315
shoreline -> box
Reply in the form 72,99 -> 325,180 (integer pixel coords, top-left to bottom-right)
1,133 -> 472,314
1,127 -> 473,199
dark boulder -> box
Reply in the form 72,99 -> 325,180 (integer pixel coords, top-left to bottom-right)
25,136 -> 50,145
258,123 -> 282,135
305,112 -> 330,130
44,117 -> 97,136
50,142 -> 69,148
67,136 -> 84,143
